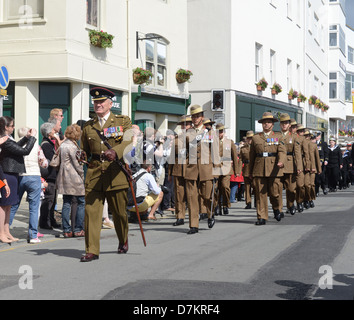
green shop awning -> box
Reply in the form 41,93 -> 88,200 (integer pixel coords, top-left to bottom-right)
132,90 -> 190,122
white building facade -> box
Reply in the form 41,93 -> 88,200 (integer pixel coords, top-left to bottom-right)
0,0 -> 189,139
188,0 -> 329,142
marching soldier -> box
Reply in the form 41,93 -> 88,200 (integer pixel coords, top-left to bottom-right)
199,118 -> 215,219
213,123 -> 238,215
315,132 -> 329,195
295,125 -> 310,212
249,112 -> 286,225
279,113 -> 302,215
308,134 -> 322,207
303,129 -> 313,209
80,87 -> 133,262
169,115 -> 193,226
184,105 -> 218,234
239,130 -> 254,209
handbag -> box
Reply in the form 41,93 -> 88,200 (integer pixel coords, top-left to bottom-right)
50,147 -> 61,168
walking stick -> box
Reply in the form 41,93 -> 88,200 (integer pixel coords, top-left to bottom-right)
125,164 -> 147,247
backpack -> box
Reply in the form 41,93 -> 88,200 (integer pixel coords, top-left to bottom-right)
127,171 -> 147,206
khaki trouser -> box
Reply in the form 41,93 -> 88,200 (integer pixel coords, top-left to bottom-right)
253,177 -> 282,220
185,179 -> 213,228
84,188 -> 128,256
310,173 -> 316,201
296,171 -> 305,204
214,175 -> 231,208
244,176 -> 253,205
304,171 -> 311,202
282,173 -> 297,209
173,176 -> 186,219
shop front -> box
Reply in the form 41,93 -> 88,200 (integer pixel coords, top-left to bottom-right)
306,113 -> 329,141
236,93 -> 303,142
131,88 -> 190,133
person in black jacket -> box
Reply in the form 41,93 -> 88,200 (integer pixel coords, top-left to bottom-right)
315,132 -> 329,195
339,145 -> 352,189
0,116 -> 36,243
39,122 -> 61,229
327,137 -> 343,192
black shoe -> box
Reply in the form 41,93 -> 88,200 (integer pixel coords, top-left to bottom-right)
208,216 -> 215,228
303,201 -> 309,209
323,189 -> 328,195
245,203 -> 251,209
273,209 -> 282,222
309,200 -> 315,208
297,203 -> 304,212
289,205 -> 296,215
173,219 -> 184,226
223,207 -> 229,215
155,209 -> 164,217
255,219 -> 266,226
199,213 -> 207,220
187,227 -> 198,234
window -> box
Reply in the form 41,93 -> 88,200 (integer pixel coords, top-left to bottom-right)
329,25 -> 337,46
145,35 -> 168,88
3,0 -> 44,21
255,43 -> 263,82
330,71 -> 345,101
86,0 -> 99,28
270,50 -> 276,85
329,72 -> 337,99
348,46 -> 354,64
329,24 -> 346,55
287,0 -> 292,20
287,59 -> 292,92
345,73 -> 354,101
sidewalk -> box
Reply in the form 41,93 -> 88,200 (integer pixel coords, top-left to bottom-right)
3,196 -> 64,246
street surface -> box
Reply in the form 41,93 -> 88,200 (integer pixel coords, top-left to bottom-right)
1,188 -> 354,302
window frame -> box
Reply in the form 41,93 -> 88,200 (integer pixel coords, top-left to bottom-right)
86,0 -> 100,29
145,34 -> 168,89
2,0 -> 44,22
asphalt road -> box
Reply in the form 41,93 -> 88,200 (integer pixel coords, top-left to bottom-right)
1,188 -> 354,302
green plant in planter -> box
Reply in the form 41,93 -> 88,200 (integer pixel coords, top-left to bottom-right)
271,82 -> 282,94
176,68 -> 193,83
256,77 -> 268,91
89,30 -> 114,48
133,67 -> 153,85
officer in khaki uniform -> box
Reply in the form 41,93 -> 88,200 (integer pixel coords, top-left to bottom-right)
249,112 -> 286,225
239,130 -> 254,209
295,124 -> 310,212
80,87 -> 133,262
279,113 -> 302,215
302,129 -> 313,209
213,123 -> 238,215
184,105 -> 218,234
169,115 -> 193,226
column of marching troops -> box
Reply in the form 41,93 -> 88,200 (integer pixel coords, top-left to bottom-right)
168,105 -> 341,233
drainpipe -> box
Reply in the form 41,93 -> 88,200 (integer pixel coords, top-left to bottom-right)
127,0 -> 132,119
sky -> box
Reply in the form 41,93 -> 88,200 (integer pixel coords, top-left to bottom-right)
346,0 -> 354,29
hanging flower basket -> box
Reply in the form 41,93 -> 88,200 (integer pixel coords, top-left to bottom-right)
288,88 -> 298,100
176,68 -> 193,83
256,78 -> 268,91
297,93 -> 307,103
133,67 -> 153,85
89,30 -> 114,48
271,82 -> 282,95
308,95 -> 317,105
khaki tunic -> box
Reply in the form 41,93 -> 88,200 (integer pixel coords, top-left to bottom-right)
184,127 -> 218,228
214,137 -> 238,208
249,131 -> 286,220
239,143 -> 253,205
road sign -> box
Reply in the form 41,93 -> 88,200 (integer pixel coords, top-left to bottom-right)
0,66 -> 10,90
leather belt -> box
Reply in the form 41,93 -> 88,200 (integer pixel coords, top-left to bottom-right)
243,160 -> 250,164
256,152 -> 277,157
287,152 -> 294,156
91,153 -> 105,162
